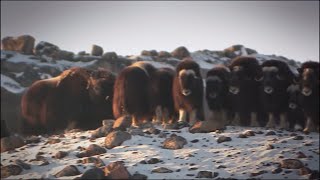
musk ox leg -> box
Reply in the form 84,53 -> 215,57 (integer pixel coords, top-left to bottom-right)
132,116 -> 140,128
162,108 -> 170,125
266,113 -> 276,129
189,109 -> 198,126
279,113 -> 289,130
294,124 -> 303,131
250,112 -> 260,127
152,105 -> 162,125
231,113 -> 240,126
178,109 -> 187,123
303,116 -> 315,133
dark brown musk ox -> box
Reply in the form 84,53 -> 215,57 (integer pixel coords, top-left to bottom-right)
297,61 -> 319,132
256,60 -> 295,130
286,84 -> 305,131
113,61 -> 156,127
172,58 -> 204,127
20,67 -> 115,135
1,120 -> 10,138
228,56 -> 262,127
151,67 -> 176,125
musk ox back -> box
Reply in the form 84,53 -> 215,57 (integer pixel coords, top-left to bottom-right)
228,56 -> 262,127
113,61 -> 156,127
151,67 -> 176,125
297,61 -> 319,132
173,59 -> 203,126
258,60 -> 295,129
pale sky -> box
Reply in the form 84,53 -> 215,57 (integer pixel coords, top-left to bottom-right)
1,1 -> 319,62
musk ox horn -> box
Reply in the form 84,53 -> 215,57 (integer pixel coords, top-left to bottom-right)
254,76 -> 263,82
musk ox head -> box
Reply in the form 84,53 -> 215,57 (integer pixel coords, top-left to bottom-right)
89,69 -> 116,103
176,59 -> 202,96
206,66 -> 230,99
297,61 -> 319,97
57,67 -> 91,92
228,56 -> 261,95
287,84 -> 300,110
258,60 -> 295,95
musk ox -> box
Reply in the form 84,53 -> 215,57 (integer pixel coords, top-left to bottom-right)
172,59 -> 203,126
287,84 -> 305,131
151,67 -> 176,125
228,56 -> 262,127
257,60 -> 295,129
297,61 -> 319,132
113,61 -> 156,127
21,67 -> 115,135
1,120 -> 10,138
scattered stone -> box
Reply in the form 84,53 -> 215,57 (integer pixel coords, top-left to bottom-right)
290,133 -> 298,136
308,170 -> 319,180
139,160 -> 147,164
186,174 -> 195,176
80,167 -> 105,179
162,134 -> 187,149
238,134 -> 247,138
293,136 -> 304,140
265,131 -> 276,136
255,131 -> 264,134
189,167 -> 198,171
55,151 -> 68,159
91,121 -> 114,139
297,151 -> 307,158
113,116 -> 131,131
1,35 -> 35,54
191,139 -> 199,143
128,128 -> 144,136
266,144 -> 275,150
1,136 -> 25,152
104,131 -> 132,149
144,127 -> 161,135
55,165 -> 80,178
77,144 -> 107,158
46,138 -> 61,144
251,170 -> 267,177
299,167 -> 312,175
171,46 -> 190,59
272,167 -> 283,174
91,44 -> 103,56
25,136 -> 41,144
243,130 -> 255,136
104,161 -> 131,179
39,160 -> 49,166
14,159 -> 31,170
131,172 -> 148,179
82,157 -> 105,167
147,158 -> 162,164
217,136 -> 232,143
280,159 -> 304,169
151,167 -> 173,173
217,165 -> 226,169
158,132 -> 167,138
1,165 -> 23,178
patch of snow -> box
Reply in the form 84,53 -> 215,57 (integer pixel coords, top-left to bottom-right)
1,74 -> 25,93
13,72 -> 24,78
147,61 -> 174,69
39,73 -> 53,80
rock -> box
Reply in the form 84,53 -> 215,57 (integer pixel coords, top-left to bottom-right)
78,51 -> 87,56
55,165 -> 80,178
251,170 -> 267,177
91,119 -> 114,139
81,157 -> 105,167
190,139 -> 199,143
46,138 -> 61,144
265,131 -> 276,136
189,120 -> 223,133
272,167 -> 283,174
91,45 -> 103,56
293,136 -> 304,140
102,52 -> 118,60
113,116 -> 131,131
1,135 -> 25,152
141,50 -> 158,56
104,161 -> 131,179
162,135 -> 187,149
147,158 -> 161,164
217,136 -> 232,143
144,127 -> 160,135
1,35 -> 35,54
296,151 -> 307,158
25,136 -> 41,144
280,159 -> 304,169
104,131 -> 132,149
243,130 -> 255,136
55,151 -> 68,159
217,165 -> 226,169
77,144 -> 107,158
196,171 -> 215,178
1,165 -> 23,178
14,159 -> 31,170
309,170 -> 319,180
266,144 -> 275,150
238,134 -> 247,138
81,167 -> 105,179
151,167 -> 173,173
57,50 -> 74,61
128,128 -> 144,136
131,172 -> 148,179
158,132 -> 167,138
158,51 -> 172,58
171,46 -> 190,59
34,41 -> 60,59
299,167 -> 312,175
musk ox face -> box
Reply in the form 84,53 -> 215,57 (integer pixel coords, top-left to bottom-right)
229,66 -> 251,94
178,69 -> 199,96
300,68 -> 317,97
287,84 -> 300,109
206,75 -> 224,99
89,70 -> 115,103
258,66 -> 287,94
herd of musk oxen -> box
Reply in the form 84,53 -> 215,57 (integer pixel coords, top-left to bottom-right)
2,56 -> 319,137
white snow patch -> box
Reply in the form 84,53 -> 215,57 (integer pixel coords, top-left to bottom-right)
1,74 -> 25,93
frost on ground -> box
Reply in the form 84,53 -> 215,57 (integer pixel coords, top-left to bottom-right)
1,126 -> 319,179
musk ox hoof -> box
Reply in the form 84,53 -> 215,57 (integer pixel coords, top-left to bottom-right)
177,121 -> 189,129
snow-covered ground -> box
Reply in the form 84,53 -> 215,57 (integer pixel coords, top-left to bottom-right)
1,126 -> 319,179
